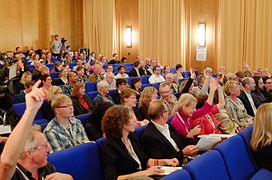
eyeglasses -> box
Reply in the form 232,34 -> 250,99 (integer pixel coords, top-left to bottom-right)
56,104 -> 73,108
266,82 -> 272,84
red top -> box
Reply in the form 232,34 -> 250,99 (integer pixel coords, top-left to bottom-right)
79,97 -> 90,109
171,102 -> 213,136
192,105 -> 221,135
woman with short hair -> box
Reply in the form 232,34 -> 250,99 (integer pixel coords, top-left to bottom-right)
93,81 -> 114,106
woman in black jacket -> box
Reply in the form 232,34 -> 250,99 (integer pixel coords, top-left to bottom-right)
70,82 -> 94,116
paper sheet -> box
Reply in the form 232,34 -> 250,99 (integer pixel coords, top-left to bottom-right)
157,166 -> 182,175
196,136 -> 218,151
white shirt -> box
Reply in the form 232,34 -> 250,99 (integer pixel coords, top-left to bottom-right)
245,91 -> 257,115
149,74 -> 165,84
115,73 -> 129,79
151,121 -> 179,152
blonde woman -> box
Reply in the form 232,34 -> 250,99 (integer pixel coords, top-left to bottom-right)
20,71 -> 32,90
251,103 -> 272,171
171,79 -> 219,138
42,86 -> 63,121
138,87 -> 158,121
224,81 -> 253,127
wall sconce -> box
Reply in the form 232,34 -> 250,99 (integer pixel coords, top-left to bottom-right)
125,26 -> 132,47
197,23 -> 206,47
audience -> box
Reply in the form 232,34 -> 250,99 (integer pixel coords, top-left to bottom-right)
238,77 -> 257,117
129,61 -> 141,77
42,86 -> 63,121
39,74 -> 52,99
111,78 -> 128,104
89,63 -> 103,82
102,105 -> 178,180
251,103 -> 272,172
16,81 -> 35,103
252,76 -> 268,108
71,82 -> 94,116
224,80 -> 254,127
171,79 -> 218,137
115,65 -> 129,78
131,77 -> 142,100
76,66 -> 88,83
141,99 -> 199,164
57,67 -> 69,85
19,71 -> 32,90
148,65 -> 165,84
86,101 -> 113,141
93,81 -> 114,106
43,95 -> 89,152
62,72 -> 78,96
138,87 -> 158,121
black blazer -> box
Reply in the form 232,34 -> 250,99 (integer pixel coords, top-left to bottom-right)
110,89 -> 121,105
102,133 -> 148,180
71,95 -> 94,116
139,67 -> 147,76
141,122 -> 198,164
238,91 -> 255,117
128,68 -> 140,77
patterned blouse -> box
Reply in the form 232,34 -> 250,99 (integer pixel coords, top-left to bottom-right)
224,96 -> 253,127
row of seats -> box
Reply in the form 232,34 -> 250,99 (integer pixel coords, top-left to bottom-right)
48,126 -> 272,180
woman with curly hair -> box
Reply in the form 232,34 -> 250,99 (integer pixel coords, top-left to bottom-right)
101,105 -> 179,180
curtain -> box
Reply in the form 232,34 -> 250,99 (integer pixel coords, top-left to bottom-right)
218,0 -> 272,72
83,0 -> 116,58
139,0 -> 186,68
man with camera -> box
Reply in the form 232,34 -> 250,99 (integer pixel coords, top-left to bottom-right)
51,35 -> 62,59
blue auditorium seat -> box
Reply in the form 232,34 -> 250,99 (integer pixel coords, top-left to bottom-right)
68,63 -> 77,69
48,142 -> 104,180
251,169 -> 272,180
86,91 -> 98,100
161,169 -> 192,180
140,76 -> 150,84
170,68 -> 176,73
45,64 -> 54,70
75,113 -> 91,128
50,72 -> 60,78
238,125 -> 258,170
108,89 -> 116,96
211,73 -> 218,78
125,77 -> 136,85
214,135 -> 257,180
85,82 -> 97,92
184,150 -> 230,180
33,119 -> 48,130
140,84 -> 152,91
96,137 -> 106,151
151,82 -> 161,90
134,125 -> 147,141
13,101 -> 46,120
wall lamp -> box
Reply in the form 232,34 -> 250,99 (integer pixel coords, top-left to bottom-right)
197,23 -> 206,47
125,26 -> 132,47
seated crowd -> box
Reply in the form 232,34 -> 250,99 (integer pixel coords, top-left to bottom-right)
1,47 -> 272,179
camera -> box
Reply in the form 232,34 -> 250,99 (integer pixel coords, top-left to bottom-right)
61,38 -> 67,44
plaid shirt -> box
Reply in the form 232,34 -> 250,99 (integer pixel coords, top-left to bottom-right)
43,117 -> 88,152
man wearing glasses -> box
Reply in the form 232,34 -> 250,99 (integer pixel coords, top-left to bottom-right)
43,95 -> 89,152
159,82 -> 177,116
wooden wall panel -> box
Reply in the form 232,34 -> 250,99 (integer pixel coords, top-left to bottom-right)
115,0 -> 139,62
185,0 -> 219,72
0,0 -> 83,52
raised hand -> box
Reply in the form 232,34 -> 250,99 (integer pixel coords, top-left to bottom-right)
25,80 -> 45,112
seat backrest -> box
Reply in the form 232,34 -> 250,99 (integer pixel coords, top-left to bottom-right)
48,142 -> 104,180
151,82 -> 160,91
184,150 -> 230,180
134,125 -> 147,141
161,169 -> 192,180
140,84 -> 153,91
214,135 -> 257,180
85,82 -> 97,92
96,137 -> 107,151
13,101 -> 45,120
87,91 -> 98,100
75,113 -> 91,128
238,125 -> 258,170
140,76 -> 150,84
